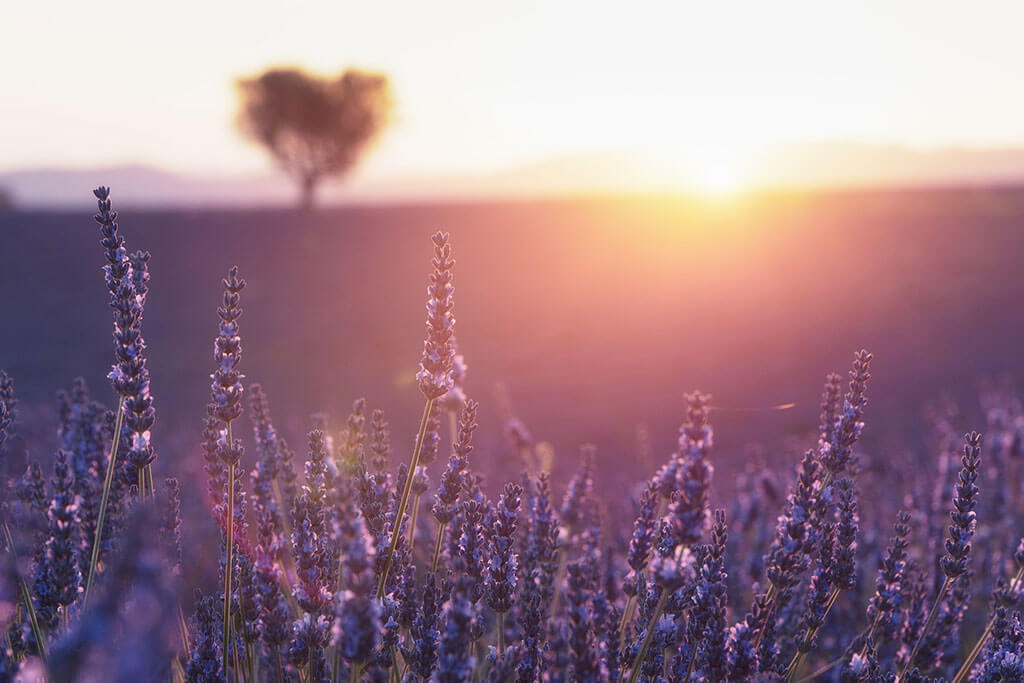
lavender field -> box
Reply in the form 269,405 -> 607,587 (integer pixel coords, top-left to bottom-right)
1,187 -> 1024,681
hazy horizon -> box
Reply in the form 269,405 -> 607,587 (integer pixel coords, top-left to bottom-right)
8,140 -> 1024,208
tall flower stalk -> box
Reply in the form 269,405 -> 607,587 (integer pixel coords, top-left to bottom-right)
85,186 -> 151,603
210,266 -> 247,677
900,431 -> 981,680
377,231 -> 455,597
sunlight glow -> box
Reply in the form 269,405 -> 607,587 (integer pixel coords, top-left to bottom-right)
698,161 -> 745,196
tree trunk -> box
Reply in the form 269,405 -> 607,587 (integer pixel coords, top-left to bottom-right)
299,174 -> 318,210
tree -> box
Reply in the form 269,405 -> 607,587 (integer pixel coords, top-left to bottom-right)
237,67 -> 392,208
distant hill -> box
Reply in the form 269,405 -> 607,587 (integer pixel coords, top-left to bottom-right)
4,142 -> 1024,208
748,142 -> 1024,188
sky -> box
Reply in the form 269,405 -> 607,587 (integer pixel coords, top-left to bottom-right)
4,1 -> 1024,190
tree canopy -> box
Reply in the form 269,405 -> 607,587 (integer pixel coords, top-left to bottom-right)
237,67 -> 391,208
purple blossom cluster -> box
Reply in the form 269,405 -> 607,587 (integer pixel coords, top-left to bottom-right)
4,188 -> 1024,683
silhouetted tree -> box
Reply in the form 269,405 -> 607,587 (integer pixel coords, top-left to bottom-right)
237,68 -> 391,208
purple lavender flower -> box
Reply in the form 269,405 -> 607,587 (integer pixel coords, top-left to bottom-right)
417,401 -> 443,468
290,430 -> 332,615
900,432 -> 983,679
561,445 -> 595,531
831,478 -> 858,591
334,515 -> 382,666
818,371 -> 843,449
484,483 -> 523,619
725,621 -> 759,681
369,408 -> 391,474
403,572 -> 445,679
865,510 -> 912,646
0,371 -> 15,452
32,451 -> 80,630
252,510 -> 290,674
566,555 -> 601,682
820,350 -> 872,477
248,383 -> 282,520
516,473 -> 559,681
440,348 -> 469,412
56,379 -> 106,490
210,267 -> 246,425
437,574 -> 478,682
417,231 -> 456,400
688,509 -> 729,680
120,250 -> 156,484
15,461 -> 47,519
160,477 -> 182,576
624,481 -> 658,599
200,420 -> 227,523
668,392 -> 714,551
977,610 -> 1024,681
763,450 -> 820,606
287,613 -> 329,679
941,431 -> 982,580
94,188 -> 157,492
338,397 -> 368,476
433,399 -> 478,528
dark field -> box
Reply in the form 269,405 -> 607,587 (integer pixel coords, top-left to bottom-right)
3,188 -> 1024,491
4,186 -> 1024,681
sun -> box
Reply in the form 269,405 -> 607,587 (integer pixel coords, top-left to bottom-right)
654,142 -> 751,198
697,159 -> 746,197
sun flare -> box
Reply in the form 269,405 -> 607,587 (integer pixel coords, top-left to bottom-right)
698,161 -> 745,197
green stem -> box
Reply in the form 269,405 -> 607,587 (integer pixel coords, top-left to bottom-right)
83,399 -> 125,605
751,584 -> 778,652
549,547 -> 568,617
431,522 -> 447,573
797,623 -> 877,683
618,595 -> 636,637
408,493 -> 421,553
178,605 -> 191,657
271,479 -> 293,542
376,398 -> 434,597
899,576 -> 952,681
223,422 -> 237,681
496,612 -> 505,655
785,588 -> 841,681
2,524 -> 46,664
627,590 -> 669,683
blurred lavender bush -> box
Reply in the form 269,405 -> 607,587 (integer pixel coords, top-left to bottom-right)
0,188 -> 1021,682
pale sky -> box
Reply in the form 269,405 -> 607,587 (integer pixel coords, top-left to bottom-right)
4,1 -> 1024,184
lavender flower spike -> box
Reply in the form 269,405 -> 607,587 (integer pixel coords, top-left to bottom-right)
417,231 -> 456,401
210,266 -> 246,679
0,371 -> 15,452
901,431 -> 982,678
485,482 -> 523,654
84,186 -> 151,602
431,399 -> 478,569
